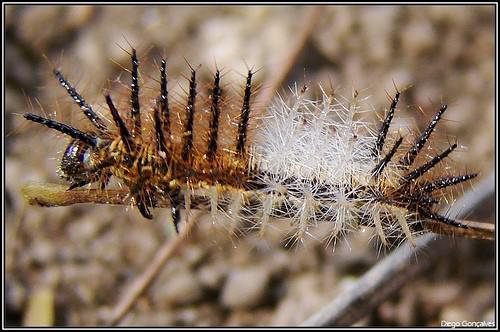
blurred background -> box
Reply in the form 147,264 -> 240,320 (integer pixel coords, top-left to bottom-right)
5,5 -> 495,327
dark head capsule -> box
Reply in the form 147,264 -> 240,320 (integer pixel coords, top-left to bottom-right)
60,139 -> 100,189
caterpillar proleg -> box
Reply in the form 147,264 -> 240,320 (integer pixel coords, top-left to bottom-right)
23,48 -> 483,249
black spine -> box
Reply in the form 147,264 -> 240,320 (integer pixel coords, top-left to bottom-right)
154,106 -> 167,156
372,136 -> 404,177
130,49 -> 141,137
24,113 -> 97,147
373,91 -> 399,156
53,69 -> 107,131
419,208 -> 468,229
182,68 -> 197,162
422,173 -> 478,192
159,59 -> 170,148
105,95 -> 134,152
207,70 -> 222,161
401,104 -> 447,166
403,143 -> 457,183
236,70 -> 253,155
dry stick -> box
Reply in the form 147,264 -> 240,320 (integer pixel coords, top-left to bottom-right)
22,182 -> 129,207
20,183 -> 495,325
107,211 -> 201,326
302,171 -> 495,327
21,181 -> 495,327
21,181 -> 496,241
21,179 -> 495,327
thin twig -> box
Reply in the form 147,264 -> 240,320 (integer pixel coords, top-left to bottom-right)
106,212 -> 201,326
423,218 -> 494,240
302,171 -> 495,327
22,182 -> 129,207
21,181 -> 496,242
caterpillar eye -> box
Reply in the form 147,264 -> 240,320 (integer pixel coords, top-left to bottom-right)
60,139 -> 100,188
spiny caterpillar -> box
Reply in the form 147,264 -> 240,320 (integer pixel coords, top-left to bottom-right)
24,48 -> 479,248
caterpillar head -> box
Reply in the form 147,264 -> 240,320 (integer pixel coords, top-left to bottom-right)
23,111 -> 112,190
59,138 -> 102,189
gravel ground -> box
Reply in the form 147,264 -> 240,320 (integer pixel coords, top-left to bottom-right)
5,5 -> 495,327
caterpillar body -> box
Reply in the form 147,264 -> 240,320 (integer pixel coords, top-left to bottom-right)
24,49 -> 477,248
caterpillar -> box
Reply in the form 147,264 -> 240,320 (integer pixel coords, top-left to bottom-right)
24,48 -> 479,248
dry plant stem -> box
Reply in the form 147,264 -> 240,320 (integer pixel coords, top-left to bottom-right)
21,181 -> 496,241
106,212 -> 200,326
424,219 -> 494,240
302,171 -> 495,327
21,182 -> 129,207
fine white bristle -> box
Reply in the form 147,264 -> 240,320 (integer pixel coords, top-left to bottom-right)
250,85 -> 382,244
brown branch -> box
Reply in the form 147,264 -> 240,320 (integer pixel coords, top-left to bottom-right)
22,182 -> 129,207
302,171 -> 495,327
105,212 -> 201,326
21,181 -> 496,242
423,219 -> 494,241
